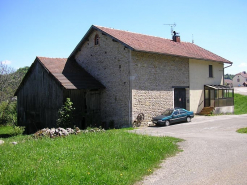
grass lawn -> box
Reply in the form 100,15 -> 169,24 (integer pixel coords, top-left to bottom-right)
236,127 -> 247,133
234,93 -> 247,115
233,93 -> 247,134
0,125 -> 24,138
0,125 -> 16,137
0,129 -> 182,185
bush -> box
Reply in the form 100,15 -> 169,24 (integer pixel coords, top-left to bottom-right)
56,98 -> 75,128
12,125 -> 25,135
0,100 -> 17,126
0,101 -> 9,125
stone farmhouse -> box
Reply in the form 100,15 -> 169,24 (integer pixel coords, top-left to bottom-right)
233,71 -> 247,87
15,25 -> 234,132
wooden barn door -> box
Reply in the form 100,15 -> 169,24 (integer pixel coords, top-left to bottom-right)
85,91 -> 101,127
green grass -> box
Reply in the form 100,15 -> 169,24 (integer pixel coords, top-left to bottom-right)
234,93 -> 247,115
233,93 -> 247,133
0,125 -> 25,137
0,129 -> 182,185
0,125 -> 16,137
236,127 -> 247,133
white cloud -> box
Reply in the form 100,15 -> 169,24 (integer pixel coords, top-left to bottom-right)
238,62 -> 247,67
1,60 -> 12,65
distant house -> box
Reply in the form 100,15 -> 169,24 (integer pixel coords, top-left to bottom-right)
15,25 -> 234,132
224,79 -> 233,87
233,71 -> 247,87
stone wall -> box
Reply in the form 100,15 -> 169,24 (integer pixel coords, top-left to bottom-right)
75,30 -> 131,127
74,29 -> 190,126
131,52 -> 189,122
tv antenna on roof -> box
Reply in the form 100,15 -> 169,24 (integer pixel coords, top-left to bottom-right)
164,23 -> 176,36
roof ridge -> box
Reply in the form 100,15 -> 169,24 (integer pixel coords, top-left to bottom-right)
70,25 -> 232,64
37,56 -> 67,59
93,25 -> 185,43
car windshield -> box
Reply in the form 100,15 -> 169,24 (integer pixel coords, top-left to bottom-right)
161,109 -> 173,116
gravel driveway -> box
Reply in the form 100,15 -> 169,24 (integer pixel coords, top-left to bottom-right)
133,114 -> 247,185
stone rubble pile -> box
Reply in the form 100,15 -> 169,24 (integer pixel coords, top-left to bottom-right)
33,127 -> 105,138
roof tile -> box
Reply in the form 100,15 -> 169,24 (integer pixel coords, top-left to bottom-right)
37,57 -> 104,90
94,25 -> 231,64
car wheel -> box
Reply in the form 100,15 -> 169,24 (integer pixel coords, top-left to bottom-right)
186,117 -> 191,122
165,120 -> 170,126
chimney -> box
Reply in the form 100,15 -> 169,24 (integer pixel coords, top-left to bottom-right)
172,31 -> 180,42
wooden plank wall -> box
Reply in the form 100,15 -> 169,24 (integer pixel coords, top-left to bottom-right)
63,90 -> 102,129
16,60 -> 103,133
17,61 -> 63,133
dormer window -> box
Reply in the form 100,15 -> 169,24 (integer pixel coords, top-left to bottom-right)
94,34 -> 99,45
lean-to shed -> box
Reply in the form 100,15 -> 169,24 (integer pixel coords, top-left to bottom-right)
15,57 -> 104,133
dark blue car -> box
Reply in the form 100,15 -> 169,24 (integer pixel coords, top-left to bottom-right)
152,108 -> 194,126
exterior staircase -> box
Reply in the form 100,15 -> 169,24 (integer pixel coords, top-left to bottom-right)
199,107 -> 215,115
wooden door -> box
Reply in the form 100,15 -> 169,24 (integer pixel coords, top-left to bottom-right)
174,88 -> 186,109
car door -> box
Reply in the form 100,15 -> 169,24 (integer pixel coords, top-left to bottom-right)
179,109 -> 187,122
171,110 -> 180,123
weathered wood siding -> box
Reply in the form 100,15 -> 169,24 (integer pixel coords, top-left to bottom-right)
63,90 -> 101,129
17,61 -> 63,133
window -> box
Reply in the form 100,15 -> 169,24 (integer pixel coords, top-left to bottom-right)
94,34 -> 99,45
237,78 -> 240,82
209,65 -> 213,77
180,110 -> 185,114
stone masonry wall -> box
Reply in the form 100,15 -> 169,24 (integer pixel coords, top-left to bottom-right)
75,30 -> 131,127
131,52 -> 189,122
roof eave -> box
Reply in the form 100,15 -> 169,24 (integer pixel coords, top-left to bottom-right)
133,49 -> 232,64
131,49 -> 232,64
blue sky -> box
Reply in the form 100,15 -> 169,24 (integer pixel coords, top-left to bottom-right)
0,0 -> 246,74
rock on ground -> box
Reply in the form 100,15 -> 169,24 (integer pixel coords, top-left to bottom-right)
0,140 -> 4,145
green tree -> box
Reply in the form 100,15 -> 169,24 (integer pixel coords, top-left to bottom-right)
0,62 -> 29,103
224,73 -> 234,80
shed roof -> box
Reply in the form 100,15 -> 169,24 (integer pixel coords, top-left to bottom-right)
37,57 -> 104,90
15,57 -> 104,96
70,25 -> 232,64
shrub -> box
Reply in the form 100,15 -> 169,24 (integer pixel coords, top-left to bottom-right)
12,125 -> 25,135
56,98 -> 75,128
0,100 -> 17,126
0,101 -> 9,125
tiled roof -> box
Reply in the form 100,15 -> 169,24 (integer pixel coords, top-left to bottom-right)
235,71 -> 247,78
70,25 -> 232,64
37,57 -> 104,89
224,79 -> 233,83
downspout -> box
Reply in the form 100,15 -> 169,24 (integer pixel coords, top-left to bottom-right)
223,63 -> 232,85
128,49 -> 132,127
